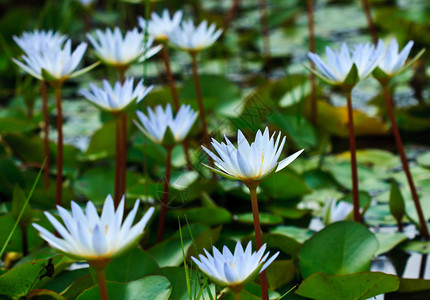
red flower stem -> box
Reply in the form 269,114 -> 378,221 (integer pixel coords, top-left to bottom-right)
249,187 -> 269,300
121,113 -> 127,202
161,47 -> 192,170
383,86 -> 429,240
95,267 -> 109,300
307,0 -> 317,125
41,80 -> 50,189
21,225 -> 28,256
54,87 -> 63,206
345,91 -> 360,222
258,0 -> 271,60
157,148 -> 172,243
190,54 -> 216,177
360,0 -> 378,45
114,115 -> 122,208
225,0 -> 241,29
419,254 -> 428,279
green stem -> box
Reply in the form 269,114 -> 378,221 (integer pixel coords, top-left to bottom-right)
249,187 -> 269,300
54,87 -> 63,207
345,91 -> 360,222
382,85 -> 429,240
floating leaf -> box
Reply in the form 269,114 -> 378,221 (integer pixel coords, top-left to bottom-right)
295,272 -> 399,300
299,221 -> 379,278
105,248 -> 159,282
76,276 -> 171,300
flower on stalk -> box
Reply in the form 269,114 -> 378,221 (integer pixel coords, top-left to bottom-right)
324,199 -> 353,224
373,39 -> 424,84
79,78 -> 152,113
13,29 -> 67,55
32,195 -> 154,261
201,128 -> 304,183
87,27 -> 162,69
168,20 -> 222,54
191,241 -> 279,290
307,41 -> 384,89
138,9 -> 183,42
135,103 -> 198,147
12,39 -> 94,84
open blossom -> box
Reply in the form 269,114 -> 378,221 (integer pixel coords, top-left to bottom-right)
375,39 -> 422,80
168,20 -> 222,53
13,29 -> 67,55
191,241 -> 279,289
325,199 -> 354,224
33,195 -> 154,261
12,39 -> 90,83
87,27 -> 161,68
138,9 -> 183,42
308,41 -> 384,86
202,128 -> 304,182
79,78 -> 152,112
135,103 -> 198,145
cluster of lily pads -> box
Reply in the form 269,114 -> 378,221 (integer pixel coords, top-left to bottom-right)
1,1 -> 430,300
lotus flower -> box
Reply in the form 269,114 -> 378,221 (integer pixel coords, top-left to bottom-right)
135,103 -> 198,146
138,9 -> 183,42
79,78 -> 152,112
12,39 -> 92,84
33,195 -> 154,261
191,241 -> 279,290
168,20 -> 222,53
13,29 -> 67,55
201,128 -> 304,182
87,27 -> 161,68
373,39 -> 424,83
307,41 -> 384,87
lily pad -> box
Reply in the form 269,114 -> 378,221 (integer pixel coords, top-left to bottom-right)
295,272 -> 399,300
299,221 -> 379,278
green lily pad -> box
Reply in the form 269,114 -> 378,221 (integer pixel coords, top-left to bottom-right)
260,169 -> 311,200
295,272 -> 399,300
105,248 -> 159,282
235,212 -> 283,226
299,221 -> 379,278
76,275 -> 171,300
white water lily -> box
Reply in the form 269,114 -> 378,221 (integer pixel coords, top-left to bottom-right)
12,39 -> 90,83
191,241 -> 279,289
33,195 -> 154,261
374,39 -> 424,82
13,29 -> 67,55
202,128 -> 304,182
138,9 -> 183,42
168,20 -> 222,53
325,199 -> 354,224
79,78 -> 152,112
135,103 -> 198,145
87,27 -> 161,67
308,41 -> 384,86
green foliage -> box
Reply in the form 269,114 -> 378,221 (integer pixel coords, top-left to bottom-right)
299,221 -> 379,278
76,276 -> 172,300
296,272 -> 400,300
